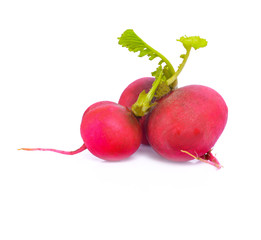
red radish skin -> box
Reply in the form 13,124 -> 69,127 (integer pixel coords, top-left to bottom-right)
146,85 -> 228,164
118,77 -> 154,145
80,103 -> 142,161
82,101 -> 116,119
19,102 -> 142,161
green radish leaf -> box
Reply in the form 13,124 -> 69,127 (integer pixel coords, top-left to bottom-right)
118,29 -> 175,77
177,36 -> 208,50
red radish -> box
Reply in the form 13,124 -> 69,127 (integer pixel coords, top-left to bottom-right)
118,30 -> 227,168
19,102 -> 142,161
118,77 -> 154,145
117,30 -> 227,168
146,85 -> 228,168
81,102 -> 142,160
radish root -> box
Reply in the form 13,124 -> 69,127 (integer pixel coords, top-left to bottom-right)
181,150 -> 223,169
18,143 -> 87,155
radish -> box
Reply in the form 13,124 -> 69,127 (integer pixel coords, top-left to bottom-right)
118,77 -> 154,145
118,30 -> 227,168
19,29 -> 228,168
146,85 -> 228,168
19,101 -> 142,161
81,102 -> 142,160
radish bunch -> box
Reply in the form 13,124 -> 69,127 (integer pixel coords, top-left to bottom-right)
20,29 -> 228,168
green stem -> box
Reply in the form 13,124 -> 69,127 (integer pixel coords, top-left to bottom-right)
131,70 -> 163,117
166,47 -> 191,86
157,52 -> 175,76
142,41 -> 175,76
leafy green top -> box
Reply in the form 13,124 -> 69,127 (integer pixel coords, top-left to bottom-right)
118,29 -> 208,116
118,29 -> 175,82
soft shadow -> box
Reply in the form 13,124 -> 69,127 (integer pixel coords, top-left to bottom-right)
78,145 -> 210,168
137,145 -> 204,167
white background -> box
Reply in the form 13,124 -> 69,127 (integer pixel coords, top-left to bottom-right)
1,0 -> 260,239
